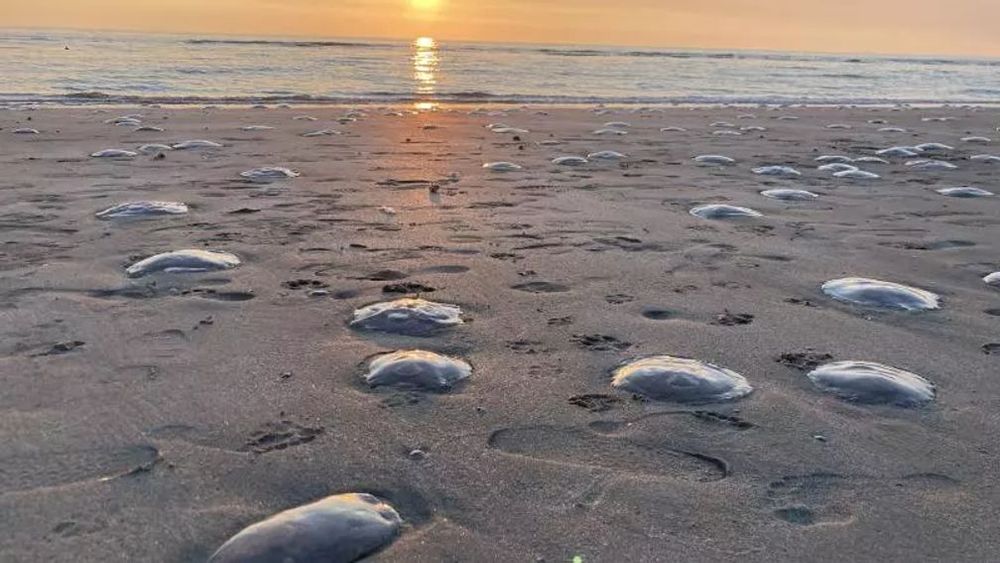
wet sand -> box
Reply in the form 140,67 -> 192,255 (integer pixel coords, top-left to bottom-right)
1,104 -> 999,562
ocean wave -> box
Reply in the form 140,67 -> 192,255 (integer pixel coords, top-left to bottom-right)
4,90 -> 1000,107
184,39 -> 393,49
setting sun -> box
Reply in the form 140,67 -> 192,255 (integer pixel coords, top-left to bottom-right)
409,0 -> 442,12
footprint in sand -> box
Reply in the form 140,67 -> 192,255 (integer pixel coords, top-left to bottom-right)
511,281 -> 569,293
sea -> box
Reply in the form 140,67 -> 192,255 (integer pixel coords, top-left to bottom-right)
2,28 -> 1000,106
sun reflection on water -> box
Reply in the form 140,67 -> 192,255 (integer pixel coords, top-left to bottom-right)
412,37 -> 439,110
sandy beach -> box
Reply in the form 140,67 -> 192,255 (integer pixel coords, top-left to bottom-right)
1,104 -> 999,562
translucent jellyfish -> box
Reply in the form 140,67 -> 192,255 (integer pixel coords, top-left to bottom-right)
906,160 -> 958,171
713,130 -> 742,136
552,156 -> 589,166
761,189 -> 818,201
962,136 -> 991,144
592,128 -> 627,136
91,149 -> 138,159
126,249 -> 241,278
302,129 -> 342,137
818,163 -> 859,174
970,154 -> 1000,163
350,298 -> 463,336
815,155 -> 854,164
209,493 -> 402,563
806,361 -> 935,406
611,355 -> 752,403
240,167 -> 300,182
690,204 -> 763,219
96,201 -> 188,220
854,156 -> 890,164
13,128 -> 39,134
826,123 -> 852,129
914,142 -> 954,153
661,126 -> 687,132
137,144 -> 174,154
134,126 -> 164,132
693,155 -> 735,166
586,151 -> 627,160
363,350 -> 471,392
241,125 -> 274,131
834,169 -> 880,180
877,147 -> 920,158
984,272 -> 1000,286
878,127 -> 907,133
753,166 -> 801,178
821,277 -> 939,311
935,187 -> 993,198
483,162 -> 523,172
172,140 -> 223,150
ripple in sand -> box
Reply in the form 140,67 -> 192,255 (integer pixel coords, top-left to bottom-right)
906,159 -> 958,171
984,272 -> 1000,286
126,249 -> 240,278
240,167 -> 300,182
96,201 -> 188,220
483,162 -> 523,172
172,140 -> 222,150
834,169 -> 880,180
821,277 -> 939,311
91,149 -> 138,159
761,189 -> 818,201
753,166 -> 801,177
293,115 -> 318,121
818,163 -> 858,174
694,155 -> 735,166
105,117 -> 142,126
936,187 -> 993,198
612,355 -> 752,403
970,154 -> 1000,163
138,144 -> 174,155
209,493 -> 402,563
690,204 -> 762,219
363,350 -> 471,392
350,298 -> 463,336
587,150 -> 627,160
13,128 -> 39,134
806,361 -> 935,406
552,156 -> 589,166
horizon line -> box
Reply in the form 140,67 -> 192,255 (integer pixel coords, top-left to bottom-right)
5,24 -> 1000,62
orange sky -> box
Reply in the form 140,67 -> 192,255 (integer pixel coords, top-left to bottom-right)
4,0 -> 1000,56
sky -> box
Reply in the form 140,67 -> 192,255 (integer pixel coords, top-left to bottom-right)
4,0 -> 1000,56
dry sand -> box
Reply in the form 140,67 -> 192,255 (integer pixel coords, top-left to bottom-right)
1,104 -> 999,562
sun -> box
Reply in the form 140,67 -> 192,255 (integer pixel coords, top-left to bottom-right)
409,0 -> 442,11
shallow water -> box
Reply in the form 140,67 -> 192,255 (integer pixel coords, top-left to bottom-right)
5,29 -> 1000,105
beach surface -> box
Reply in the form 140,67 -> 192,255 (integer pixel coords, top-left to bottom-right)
1,105 -> 999,562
